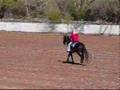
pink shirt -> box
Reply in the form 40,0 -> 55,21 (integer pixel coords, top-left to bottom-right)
70,32 -> 80,42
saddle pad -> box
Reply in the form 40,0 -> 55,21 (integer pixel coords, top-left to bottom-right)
72,42 -> 78,47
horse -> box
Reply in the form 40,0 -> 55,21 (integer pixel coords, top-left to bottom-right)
63,34 -> 89,65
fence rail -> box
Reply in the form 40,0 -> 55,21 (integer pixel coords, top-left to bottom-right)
0,21 -> 120,35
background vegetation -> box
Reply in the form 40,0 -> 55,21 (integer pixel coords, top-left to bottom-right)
0,0 -> 120,24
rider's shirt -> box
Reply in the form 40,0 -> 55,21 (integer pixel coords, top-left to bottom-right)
70,32 -> 80,42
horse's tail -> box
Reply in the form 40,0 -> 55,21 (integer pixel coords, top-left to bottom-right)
83,45 -> 89,61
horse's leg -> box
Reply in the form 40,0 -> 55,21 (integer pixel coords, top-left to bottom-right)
76,51 -> 84,64
67,52 -> 71,62
81,48 -> 84,64
67,52 -> 74,63
71,53 -> 74,63
76,51 -> 82,63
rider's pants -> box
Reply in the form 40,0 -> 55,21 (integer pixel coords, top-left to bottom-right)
67,42 -> 72,52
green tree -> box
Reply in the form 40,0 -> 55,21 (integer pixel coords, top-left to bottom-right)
0,0 -> 27,18
68,0 -> 78,20
45,0 -> 61,22
67,0 -> 95,20
2,0 -> 17,7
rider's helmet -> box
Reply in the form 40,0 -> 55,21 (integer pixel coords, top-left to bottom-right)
73,30 -> 77,34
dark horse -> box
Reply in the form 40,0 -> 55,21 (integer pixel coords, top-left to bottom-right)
63,34 -> 89,64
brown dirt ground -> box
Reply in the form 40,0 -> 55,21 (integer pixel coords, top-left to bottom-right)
0,31 -> 119,89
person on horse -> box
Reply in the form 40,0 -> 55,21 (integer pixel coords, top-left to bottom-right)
67,30 -> 80,53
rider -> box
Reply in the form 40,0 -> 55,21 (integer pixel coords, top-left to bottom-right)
67,30 -> 80,53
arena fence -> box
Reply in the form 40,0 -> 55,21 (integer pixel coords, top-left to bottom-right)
0,21 -> 119,35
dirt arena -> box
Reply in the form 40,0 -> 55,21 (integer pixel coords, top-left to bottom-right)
0,31 -> 119,89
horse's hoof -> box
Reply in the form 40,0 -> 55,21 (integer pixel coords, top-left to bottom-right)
72,62 -> 75,64
81,63 -> 86,66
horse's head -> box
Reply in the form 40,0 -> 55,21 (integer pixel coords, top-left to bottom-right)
63,34 -> 71,45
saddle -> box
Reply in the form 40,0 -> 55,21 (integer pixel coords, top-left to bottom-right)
71,42 -> 79,48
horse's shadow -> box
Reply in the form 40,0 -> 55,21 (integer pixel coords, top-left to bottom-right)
58,60 -> 85,66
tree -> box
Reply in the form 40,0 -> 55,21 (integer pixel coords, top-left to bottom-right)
0,0 -> 27,18
45,0 -> 61,22
23,0 -> 30,17
89,0 -> 120,23
0,5 -> 6,18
